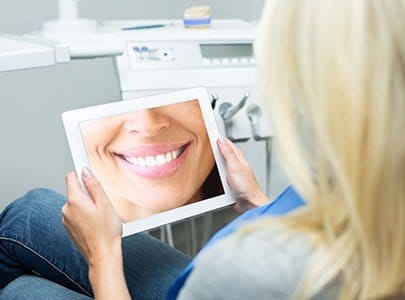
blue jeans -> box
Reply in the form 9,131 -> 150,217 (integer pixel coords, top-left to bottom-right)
0,189 -> 191,299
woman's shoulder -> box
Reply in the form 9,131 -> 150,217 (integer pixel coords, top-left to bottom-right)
178,225 -> 316,299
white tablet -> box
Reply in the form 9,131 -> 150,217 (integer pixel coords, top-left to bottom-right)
62,87 -> 235,237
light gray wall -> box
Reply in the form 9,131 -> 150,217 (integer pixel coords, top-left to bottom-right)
0,0 -> 264,34
0,59 -> 121,207
0,0 -> 265,208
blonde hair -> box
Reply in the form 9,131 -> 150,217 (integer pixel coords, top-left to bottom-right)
252,0 -> 405,298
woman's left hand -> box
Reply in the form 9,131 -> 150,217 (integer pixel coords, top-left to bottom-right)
62,167 -> 122,268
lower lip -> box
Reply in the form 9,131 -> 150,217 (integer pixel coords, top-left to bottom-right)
116,145 -> 190,179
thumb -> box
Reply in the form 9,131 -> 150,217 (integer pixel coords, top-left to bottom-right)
81,167 -> 111,207
217,136 -> 240,169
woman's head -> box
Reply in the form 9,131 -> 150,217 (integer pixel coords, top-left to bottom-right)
80,100 -> 217,222
256,0 -> 405,298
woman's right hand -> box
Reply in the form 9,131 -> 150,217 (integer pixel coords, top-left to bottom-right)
217,136 -> 270,213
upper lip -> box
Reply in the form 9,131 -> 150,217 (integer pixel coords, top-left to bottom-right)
114,142 -> 190,157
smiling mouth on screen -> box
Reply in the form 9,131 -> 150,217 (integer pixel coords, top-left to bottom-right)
114,142 -> 190,179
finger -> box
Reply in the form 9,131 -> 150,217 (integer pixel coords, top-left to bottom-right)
225,137 -> 245,161
217,136 -> 240,166
65,172 -> 86,200
222,136 -> 251,166
61,204 -> 69,219
81,167 -> 111,207
224,136 -> 238,152
232,146 -> 250,166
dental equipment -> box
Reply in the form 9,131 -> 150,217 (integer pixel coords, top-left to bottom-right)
42,0 -> 98,35
219,91 -> 249,124
122,24 -> 166,31
218,91 -> 250,142
211,93 -> 219,110
0,34 -> 69,72
246,103 -> 273,141
247,104 -> 273,196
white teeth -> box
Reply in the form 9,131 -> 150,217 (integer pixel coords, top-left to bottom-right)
126,156 -> 138,165
123,146 -> 184,167
156,154 -> 166,166
171,150 -> 177,158
145,156 -> 156,167
137,157 -> 146,167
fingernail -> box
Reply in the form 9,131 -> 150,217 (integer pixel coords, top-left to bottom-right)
82,167 -> 93,181
224,136 -> 233,144
218,135 -> 227,146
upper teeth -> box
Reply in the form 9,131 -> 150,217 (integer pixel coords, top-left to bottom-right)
123,148 -> 182,167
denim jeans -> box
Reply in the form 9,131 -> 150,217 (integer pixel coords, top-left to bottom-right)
0,189 -> 191,299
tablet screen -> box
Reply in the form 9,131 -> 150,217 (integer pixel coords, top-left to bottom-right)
79,99 -> 224,223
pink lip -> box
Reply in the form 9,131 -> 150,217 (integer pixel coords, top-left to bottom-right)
115,143 -> 190,179
116,142 -> 188,157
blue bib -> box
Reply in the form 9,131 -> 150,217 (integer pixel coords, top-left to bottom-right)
167,186 -> 305,299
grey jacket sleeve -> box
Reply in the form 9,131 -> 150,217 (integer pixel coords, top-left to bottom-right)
177,228 -> 315,300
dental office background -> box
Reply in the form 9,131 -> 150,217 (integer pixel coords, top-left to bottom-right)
0,0 -> 275,209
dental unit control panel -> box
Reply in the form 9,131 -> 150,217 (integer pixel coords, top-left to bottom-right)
127,42 -> 255,70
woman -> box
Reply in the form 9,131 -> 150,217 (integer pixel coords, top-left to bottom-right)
79,99 -> 223,221
1,0 -> 404,299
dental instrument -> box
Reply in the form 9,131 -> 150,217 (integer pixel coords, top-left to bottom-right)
122,24 -> 166,31
219,91 -> 249,124
218,91 -> 250,142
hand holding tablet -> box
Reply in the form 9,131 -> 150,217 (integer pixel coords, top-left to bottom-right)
62,88 -> 235,237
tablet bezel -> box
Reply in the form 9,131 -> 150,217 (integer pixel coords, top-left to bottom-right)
62,87 -> 235,237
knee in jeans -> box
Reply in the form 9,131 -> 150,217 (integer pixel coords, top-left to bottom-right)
0,276 -> 29,300
0,275 -> 91,300
24,188 -> 64,205
18,188 -> 65,210
0,275 -> 54,300
0,188 -> 65,233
